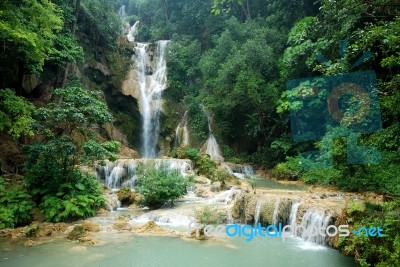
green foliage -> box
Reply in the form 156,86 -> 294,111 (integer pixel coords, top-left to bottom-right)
36,84 -> 112,136
135,166 -> 188,208
82,140 -> 121,164
49,32 -> 84,66
0,0 -> 63,74
0,89 -> 36,139
38,172 -> 105,222
340,200 -> 400,267
210,169 -> 230,185
196,154 -> 218,178
79,0 -> 122,49
23,83 -> 112,222
222,145 -> 242,164
176,146 -> 199,161
272,157 -> 303,181
195,206 -> 225,225
0,177 -> 35,229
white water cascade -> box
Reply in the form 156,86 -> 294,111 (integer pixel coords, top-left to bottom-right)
288,202 -> 301,228
121,15 -> 169,158
254,200 -> 262,226
174,111 -> 190,147
118,5 -> 126,21
299,209 -> 333,245
96,159 -> 194,190
135,41 -> 169,158
222,163 -> 255,179
200,104 -> 224,161
272,198 -> 281,225
127,21 -> 140,42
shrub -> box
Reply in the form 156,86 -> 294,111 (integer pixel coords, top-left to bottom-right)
339,200 -> 400,267
0,177 -> 35,229
272,156 -> 303,180
301,168 -> 342,185
135,167 -> 188,208
196,154 -> 217,177
0,88 -> 36,139
38,172 -> 105,222
195,206 -> 225,225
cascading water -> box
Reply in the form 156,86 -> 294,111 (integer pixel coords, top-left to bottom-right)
299,209 -> 333,245
272,198 -> 281,225
96,159 -> 194,190
127,21 -> 140,42
222,163 -> 255,179
288,202 -> 301,228
118,5 -> 126,21
200,104 -> 224,161
174,111 -> 190,147
121,14 -> 169,158
254,200 -> 262,226
134,41 -> 169,158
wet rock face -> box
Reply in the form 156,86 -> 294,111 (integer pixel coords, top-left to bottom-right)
67,225 -> 86,240
231,193 -> 294,225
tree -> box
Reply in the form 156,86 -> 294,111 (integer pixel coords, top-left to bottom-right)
24,83 -> 118,221
0,0 -> 63,77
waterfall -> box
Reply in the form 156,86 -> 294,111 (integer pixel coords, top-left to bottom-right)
118,5 -> 126,21
96,159 -> 194,190
121,16 -> 169,158
200,104 -> 224,161
202,134 -> 224,161
299,209 -> 332,245
288,202 -> 301,228
105,193 -> 122,211
222,163 -> 255,179
127,21 -> 140,42
254,200 -> 262,226
134,41 -> 169,158
174,111 -> 190,147
272,198 -> 281,225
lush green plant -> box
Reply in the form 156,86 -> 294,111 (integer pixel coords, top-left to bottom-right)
222,145 -> 242,164
135,167 -> 188,208
0,177 -> 35,229
272,157 -> 303,180
0,0 -> 63,74
195,154 -> 217,177
339,200 -> 400,267
0,89 -> 36,139
23,83 -> 114,222
38,172 -> 105,222
210,170 -> 231,186
195,206 -> 225,225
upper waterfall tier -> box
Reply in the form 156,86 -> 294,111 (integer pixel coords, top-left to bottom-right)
121,19 -> 170,158
134,41 -> 169,158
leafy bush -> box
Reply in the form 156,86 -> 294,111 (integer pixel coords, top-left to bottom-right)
0,177 -> 35,229
38,172 -> 105,222
339,200 -> 400,267
301,168 -> 342,185
222,145 -> 242,164
0,89 -> 36,139
210,170 -> 231,186
135,167 -> 188,208
195,206 -> 225,225
272,156 -> 303,180
196,154 -> 217,177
